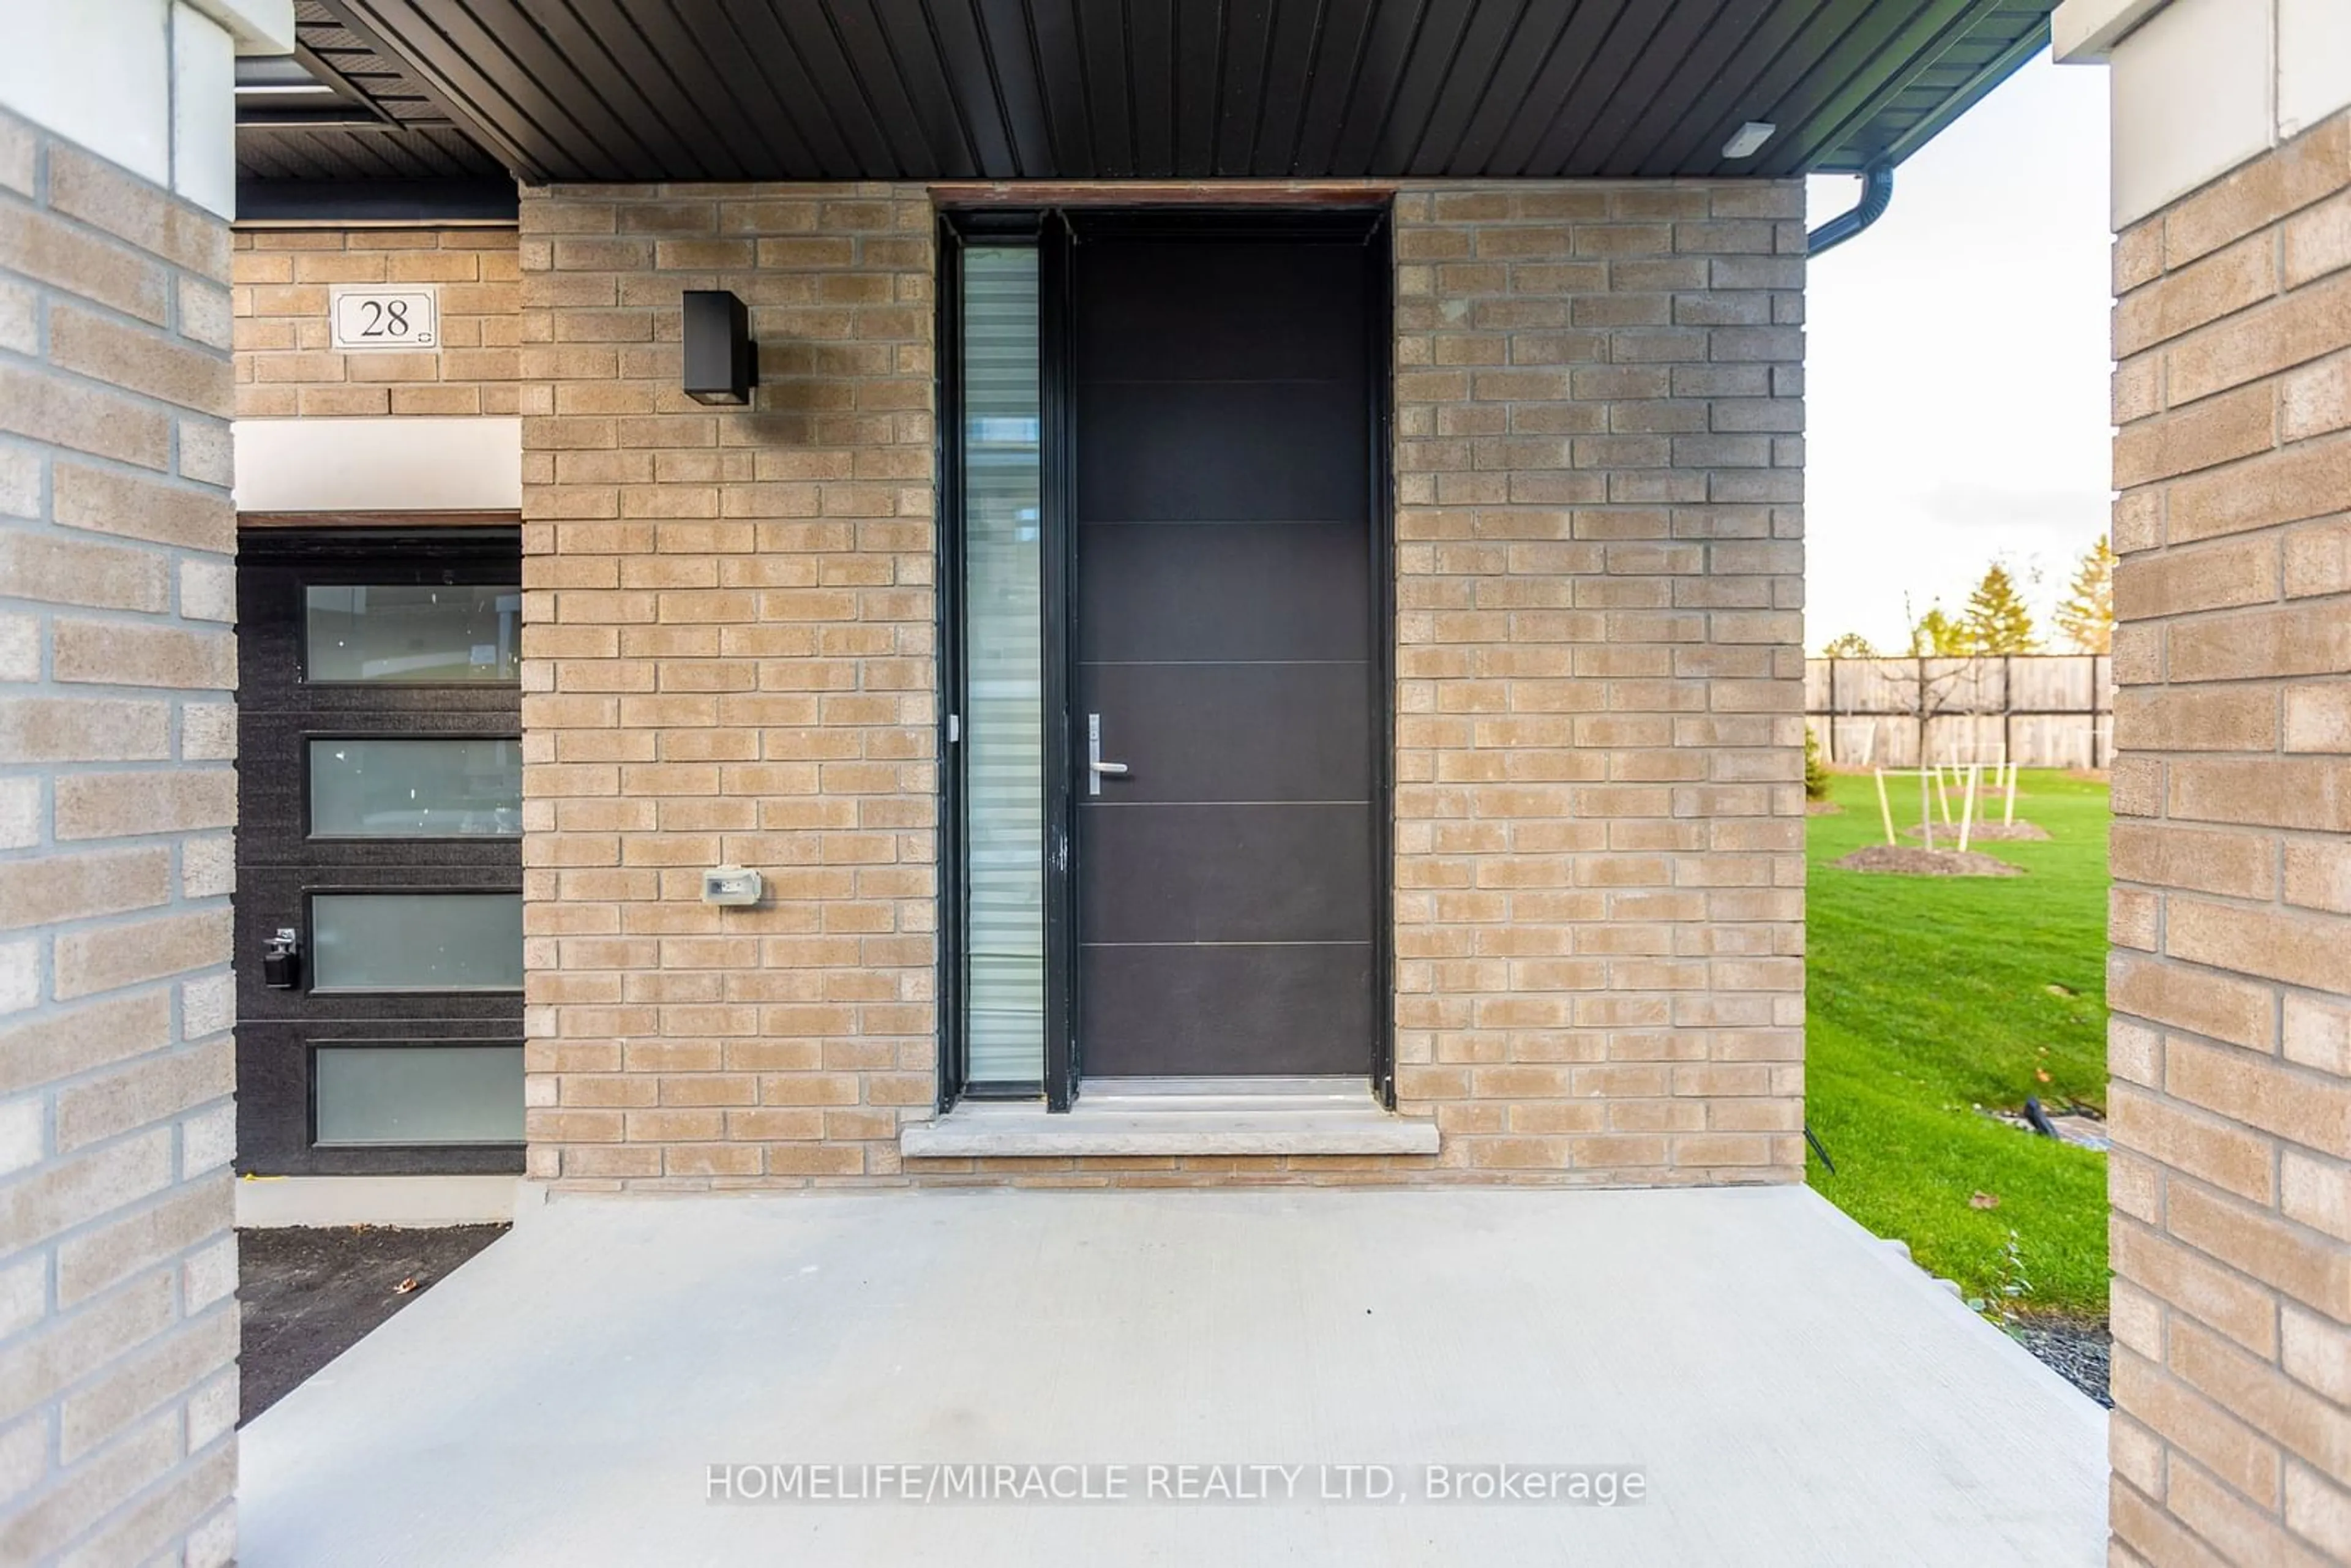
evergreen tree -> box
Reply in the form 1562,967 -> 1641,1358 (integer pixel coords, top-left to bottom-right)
1820,631 -> 1878,658
1961,564 -> 2038,654
2054,538 -> 2115,654
1907,604 -> 1976,656
1803,725 -> 1831,800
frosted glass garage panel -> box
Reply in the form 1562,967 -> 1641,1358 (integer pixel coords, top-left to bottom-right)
310,738 -> 522,837
314,1045 -> 525,1146
306,585 -> 520,683
311,893 -> 523,991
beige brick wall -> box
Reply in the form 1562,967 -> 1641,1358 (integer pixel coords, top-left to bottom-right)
0,111 -> 239,1567
2104,107 -> 2351,1568
232,226 -> 520,418
517,184 -> 939,1187
1389,183 -> 1807,1180
516,179 -> 1804,1190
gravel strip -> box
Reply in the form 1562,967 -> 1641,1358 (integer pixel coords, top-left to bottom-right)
2009,1316 -> 2111,1408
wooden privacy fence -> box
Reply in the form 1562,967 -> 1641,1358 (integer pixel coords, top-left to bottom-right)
1806,655 -> 2113,769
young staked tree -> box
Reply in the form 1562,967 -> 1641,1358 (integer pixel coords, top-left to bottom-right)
1899,598 -> 1983,765
1820,631 -> 1878,658
2054,537 -> 2115,654
1962,563 -> 2039,654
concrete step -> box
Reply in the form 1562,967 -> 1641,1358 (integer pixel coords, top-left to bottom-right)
900,1078 -> 1438,1157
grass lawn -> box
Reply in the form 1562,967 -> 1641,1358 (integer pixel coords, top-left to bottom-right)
1805,768 -> 2110,1319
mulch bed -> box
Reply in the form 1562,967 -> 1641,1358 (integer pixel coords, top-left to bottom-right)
1831,845 -> 2023,877
239,1224 -> 508,1424
1901,820 -> 2049,842
2009,1316 -> 2112,1408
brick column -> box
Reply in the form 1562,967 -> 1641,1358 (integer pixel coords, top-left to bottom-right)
2104,107 -> 2351,1565
1390,182 -> 1808,1182
516,184 -> 937,1188
0,113 -> 240,1565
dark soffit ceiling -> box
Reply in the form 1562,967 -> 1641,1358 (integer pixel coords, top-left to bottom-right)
235,1 -> 511,212
240,0 -> 2054,193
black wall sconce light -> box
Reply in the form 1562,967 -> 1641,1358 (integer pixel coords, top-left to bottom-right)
682,289 -> 757,405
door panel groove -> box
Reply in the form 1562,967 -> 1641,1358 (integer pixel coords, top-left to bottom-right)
1084,939 -> 1376,947
1089,800 -> 1370,808
1075,375 -> 1360,385
1067,527 -> 1363,533
1082,658 -> 1370,665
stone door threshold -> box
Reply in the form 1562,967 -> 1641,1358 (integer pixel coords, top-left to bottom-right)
898,1077 -> 1440,1158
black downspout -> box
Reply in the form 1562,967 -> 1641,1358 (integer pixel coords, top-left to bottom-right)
1806,165 -> 1895,257
1799,163 -> 1893,1185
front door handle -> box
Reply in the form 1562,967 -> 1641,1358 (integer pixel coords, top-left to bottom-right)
1087,714 -> 1128,796
263,926 -> 301,990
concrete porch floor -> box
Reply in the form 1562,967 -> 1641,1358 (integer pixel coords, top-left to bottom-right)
240,1185 -> 2105,1566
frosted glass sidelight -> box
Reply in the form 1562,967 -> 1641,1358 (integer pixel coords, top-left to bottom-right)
310,738 -> 522,837
305,585 -> 520,683
310,893 -> 524,991
961,247 -> 1045,1085
313,1045 -> 525,1146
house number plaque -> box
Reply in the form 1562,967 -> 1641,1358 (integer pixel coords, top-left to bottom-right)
330,286 -> 439,351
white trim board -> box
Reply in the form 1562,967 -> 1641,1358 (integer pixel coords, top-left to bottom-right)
2052,0 -> 2173,58
2059,0 -> 2351,227
233,417 -> 524,514
0,0 -> 290,219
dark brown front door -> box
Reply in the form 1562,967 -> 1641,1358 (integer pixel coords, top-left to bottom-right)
1072,230 -> 1379,1078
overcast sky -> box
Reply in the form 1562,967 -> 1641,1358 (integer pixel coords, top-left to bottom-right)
1801,52 -> 2112,654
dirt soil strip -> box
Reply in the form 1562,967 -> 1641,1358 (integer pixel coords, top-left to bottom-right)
1831,845 -> 2024,877
1902,820 -> 2049,841
240,1224 -> 508,1424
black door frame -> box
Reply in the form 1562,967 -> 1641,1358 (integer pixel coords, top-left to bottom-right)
936,203 -> 1397,1115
